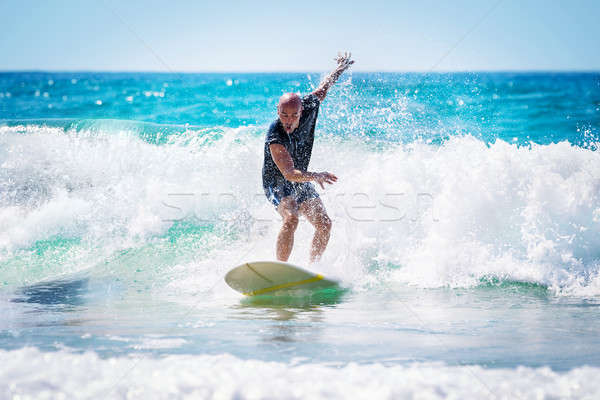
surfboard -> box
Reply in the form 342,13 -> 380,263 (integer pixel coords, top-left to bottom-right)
225,261 -> 339,296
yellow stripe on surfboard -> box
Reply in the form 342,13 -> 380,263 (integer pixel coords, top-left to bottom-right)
243,274 -> 325,296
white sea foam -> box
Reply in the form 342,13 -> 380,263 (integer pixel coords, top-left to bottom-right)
1,123 -> 600,296
0,347 -> 598,399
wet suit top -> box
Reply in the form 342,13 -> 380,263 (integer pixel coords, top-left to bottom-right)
262,93 -> 321,190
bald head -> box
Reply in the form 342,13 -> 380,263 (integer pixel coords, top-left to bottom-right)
278,92 -> 302,110
277,93 -> 303,134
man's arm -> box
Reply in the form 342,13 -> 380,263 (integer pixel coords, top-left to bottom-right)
312,51 -> 354,102
270,144 -> 337,189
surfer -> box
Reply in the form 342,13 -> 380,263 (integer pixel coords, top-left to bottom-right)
262,52 -> 354,263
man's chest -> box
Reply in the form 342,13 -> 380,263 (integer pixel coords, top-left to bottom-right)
282,128 -> 313,157
287,114 -> 316,149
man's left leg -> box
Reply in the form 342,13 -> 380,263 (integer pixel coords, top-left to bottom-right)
299,197 -> 332,263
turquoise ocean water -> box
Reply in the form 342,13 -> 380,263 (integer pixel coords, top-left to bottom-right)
1,71 -> 600,398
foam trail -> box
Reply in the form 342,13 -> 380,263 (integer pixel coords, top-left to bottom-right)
1,348 -> 599,399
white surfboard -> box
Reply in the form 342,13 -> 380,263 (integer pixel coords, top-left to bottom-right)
225,261 -> 339,296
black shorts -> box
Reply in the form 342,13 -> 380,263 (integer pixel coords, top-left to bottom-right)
264,181 -> 319,208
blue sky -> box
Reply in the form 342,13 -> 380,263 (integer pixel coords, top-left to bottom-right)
1,0 -> 599,72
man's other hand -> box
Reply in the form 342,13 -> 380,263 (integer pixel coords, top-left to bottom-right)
314,172 -> 338,189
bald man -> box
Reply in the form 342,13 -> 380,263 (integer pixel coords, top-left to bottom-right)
262,52 -> 354,263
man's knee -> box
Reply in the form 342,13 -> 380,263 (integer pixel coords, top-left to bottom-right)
283,213 -> 299,231
317,215 -> 332,233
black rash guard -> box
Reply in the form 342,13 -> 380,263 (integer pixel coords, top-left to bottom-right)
262,93 -> 321,190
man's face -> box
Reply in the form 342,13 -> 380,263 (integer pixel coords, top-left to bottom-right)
278,103 -> 302,134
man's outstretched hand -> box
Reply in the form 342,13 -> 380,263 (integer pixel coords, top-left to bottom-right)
314,171 -> 338,189
334,51 -> 354,72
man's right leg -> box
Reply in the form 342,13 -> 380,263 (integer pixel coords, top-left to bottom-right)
275,196 -> 299,261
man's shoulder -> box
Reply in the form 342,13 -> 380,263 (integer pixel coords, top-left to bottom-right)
267,119 -> 282,134
265,119 -> 284,145
302,93 -> 320,111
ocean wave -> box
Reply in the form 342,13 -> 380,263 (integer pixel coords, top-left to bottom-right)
1,123 -> 600,296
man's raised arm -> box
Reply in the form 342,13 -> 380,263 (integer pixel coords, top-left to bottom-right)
312,52 -> 354,102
